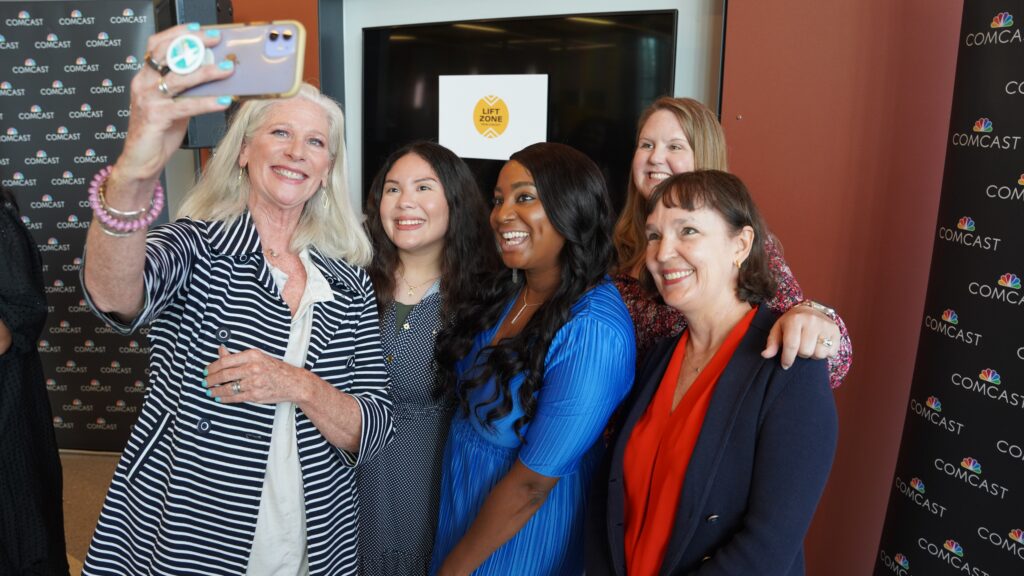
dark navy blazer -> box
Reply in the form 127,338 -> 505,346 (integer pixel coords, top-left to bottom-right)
586,306 -> 837,575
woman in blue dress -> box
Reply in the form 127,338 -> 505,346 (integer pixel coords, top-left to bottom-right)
431,143 -> 636,575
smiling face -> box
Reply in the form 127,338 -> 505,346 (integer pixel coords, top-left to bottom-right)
239,98 -> 332,216
645,202 -> 753,316
632,109 -> 696,199
490,160 -> 565,277
378,152 -> 450,260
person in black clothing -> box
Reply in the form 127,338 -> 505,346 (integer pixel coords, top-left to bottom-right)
0,186 -> 69,575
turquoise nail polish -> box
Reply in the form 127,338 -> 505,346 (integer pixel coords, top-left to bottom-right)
187,22 -> 200,31
217,96 -> 232,106
202,379 -> 208,388
202,368 -> 208,376
218,60 -> 234,71
215,397 -> 222,403
205,389 -> 212,397
205,28 -> 221,38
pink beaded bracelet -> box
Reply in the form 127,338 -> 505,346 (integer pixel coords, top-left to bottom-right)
88,165 -> 165,237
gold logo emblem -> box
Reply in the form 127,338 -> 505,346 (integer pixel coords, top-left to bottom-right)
474,95 -> 509,139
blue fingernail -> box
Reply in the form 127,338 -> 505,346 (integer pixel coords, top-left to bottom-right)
203,368 -> 208,376
217,96 -> 232,106
218,60 -> 234,71
202,379 -> 208,388
215,397 -> 222,403
205,29 -> 221,38
187,22 -> 200,31
205,389 -> 212,397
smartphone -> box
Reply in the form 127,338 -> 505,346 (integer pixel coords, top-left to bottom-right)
178,21 -> 305,99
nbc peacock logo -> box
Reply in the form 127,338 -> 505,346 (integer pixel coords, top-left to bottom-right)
943,539 -> 964,557
941,309 -> 959,324
973,118 -> 993,133
957,216 -> 975,231
893,553 -> 909,569
960,457 -> 982,474
910,478 -> 926,493
1010,529 -> 1024,544
998,273 -> 1020,289
474,95 -> 510,139
979,368 -> 1001,384
992,12 -> 1014,28
925,396 -> 942,411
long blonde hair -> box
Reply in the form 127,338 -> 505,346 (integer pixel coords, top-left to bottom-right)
612,96 -> 727,274
178,83 -> 371,266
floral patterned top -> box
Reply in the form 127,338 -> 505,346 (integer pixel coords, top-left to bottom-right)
614,235 -> 852,388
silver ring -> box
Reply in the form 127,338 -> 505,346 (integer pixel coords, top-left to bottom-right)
231,381 -> 241,395
157,79 -> 173,97
819,336 -> 834,348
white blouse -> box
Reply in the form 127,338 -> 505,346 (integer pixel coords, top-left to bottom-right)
247,249 -> 334,576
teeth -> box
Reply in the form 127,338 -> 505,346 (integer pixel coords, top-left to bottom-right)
273,167 -> 304,180
397,219 -> 424,226
648,172 -> 671,180
663,270 -> 693,281
502,231 -> 528,240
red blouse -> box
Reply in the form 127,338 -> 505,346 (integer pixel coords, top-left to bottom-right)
623,306 -> 758,575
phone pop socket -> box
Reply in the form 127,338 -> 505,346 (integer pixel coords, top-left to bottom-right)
165,34 -> 206,75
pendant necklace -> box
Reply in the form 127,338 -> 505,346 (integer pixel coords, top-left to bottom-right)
398,270 -> 439,297
510,285 -> 542,325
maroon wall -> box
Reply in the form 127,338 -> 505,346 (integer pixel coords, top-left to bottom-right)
721,1 -> 963,573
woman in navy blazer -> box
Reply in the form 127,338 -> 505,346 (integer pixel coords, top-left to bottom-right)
586,170 -> 838,575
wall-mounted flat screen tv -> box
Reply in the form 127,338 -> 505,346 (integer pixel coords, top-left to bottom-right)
362,11 -> 677,211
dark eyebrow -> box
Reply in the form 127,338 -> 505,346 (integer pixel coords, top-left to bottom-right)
510,181 -> 536,191
494,180 -> 536,194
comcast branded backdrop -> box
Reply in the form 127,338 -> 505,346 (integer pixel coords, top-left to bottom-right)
876,2 -> 1024,575
1,2 -> 156,450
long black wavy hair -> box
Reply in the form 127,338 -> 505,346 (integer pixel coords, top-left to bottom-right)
435,142 -> 615,440
365,141 -> 499,316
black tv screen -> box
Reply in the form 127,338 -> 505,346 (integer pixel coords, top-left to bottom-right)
361,11 -> 677,212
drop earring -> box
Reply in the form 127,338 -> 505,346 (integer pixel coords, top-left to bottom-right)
320,183 -> 330,210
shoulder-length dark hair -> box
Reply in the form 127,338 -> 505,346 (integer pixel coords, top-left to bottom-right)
365,141 -> 499,316
643,170 -> 776,303
436,142 -> 615,439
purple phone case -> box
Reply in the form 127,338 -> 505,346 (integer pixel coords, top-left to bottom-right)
179,21 -> 305,99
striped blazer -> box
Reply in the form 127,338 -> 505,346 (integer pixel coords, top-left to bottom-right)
81,213 -> 394,575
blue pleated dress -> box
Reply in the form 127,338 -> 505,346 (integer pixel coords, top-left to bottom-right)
430,281 -> 635,575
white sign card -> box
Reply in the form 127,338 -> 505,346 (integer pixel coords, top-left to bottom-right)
438,74 -> 548,161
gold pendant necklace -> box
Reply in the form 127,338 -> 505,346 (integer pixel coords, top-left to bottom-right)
398,270 -> 439,297
509,285 -> 542,325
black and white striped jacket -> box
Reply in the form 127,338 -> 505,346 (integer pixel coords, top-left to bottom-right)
81,212 -> 394,575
